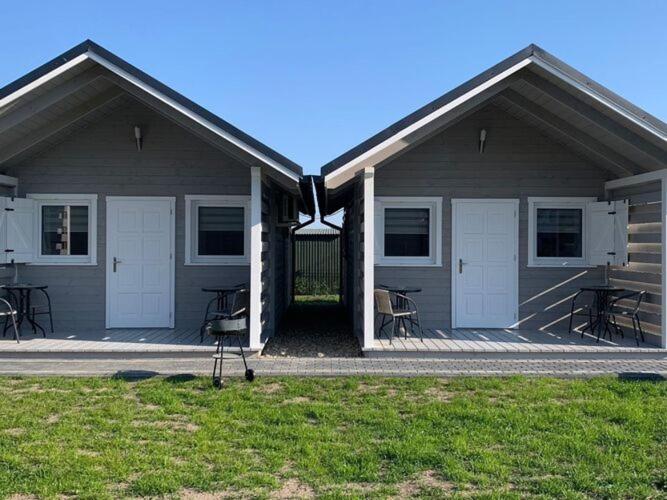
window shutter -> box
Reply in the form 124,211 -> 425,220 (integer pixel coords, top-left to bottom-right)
0,198 -> 7,264
6,197 -> 35,263
613,199 -> 629,266
587,201 -> 614,266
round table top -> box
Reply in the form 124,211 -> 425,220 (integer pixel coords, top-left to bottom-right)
380,285 -> 422,294
580,285 -> 625,293
201,286 -> 244,294
1,283 -> 48,291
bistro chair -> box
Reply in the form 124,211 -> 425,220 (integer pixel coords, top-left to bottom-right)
609,291 -> 646,346
206,316 -> 254,389
199,283 -> 247,342
374,289 -> 423,344
29,287 -> 54,334
568,290 -> 596,337
0,296 -> 19,343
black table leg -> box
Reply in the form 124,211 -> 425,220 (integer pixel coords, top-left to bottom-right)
23,290 -> 46,337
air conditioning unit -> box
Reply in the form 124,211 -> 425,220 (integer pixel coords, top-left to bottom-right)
279,194 -> 299,224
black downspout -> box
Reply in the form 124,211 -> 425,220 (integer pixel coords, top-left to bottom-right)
320,215 -> 343,304
290,215 -> 315,302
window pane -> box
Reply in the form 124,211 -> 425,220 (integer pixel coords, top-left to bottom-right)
198,206 -> 244,256
536,208 -> 582,258
384,208 -> 430,257
41,205 -> 89,256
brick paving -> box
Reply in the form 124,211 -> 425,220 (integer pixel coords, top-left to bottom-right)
1,356 -> 666,378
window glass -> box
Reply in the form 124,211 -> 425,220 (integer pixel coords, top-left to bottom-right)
197,206 -> 244,256
536,208 -> 582,258
384,208 -> 430,257
41,205 -> 89,256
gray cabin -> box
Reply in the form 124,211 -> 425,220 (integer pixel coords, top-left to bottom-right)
317,44 -> 667,354
0,40 -> 312,350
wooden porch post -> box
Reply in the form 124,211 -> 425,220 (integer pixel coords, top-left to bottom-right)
249,166 -> 262,349
363,167 -> 375,349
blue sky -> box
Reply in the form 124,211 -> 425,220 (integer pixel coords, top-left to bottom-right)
0,0 -> 665,176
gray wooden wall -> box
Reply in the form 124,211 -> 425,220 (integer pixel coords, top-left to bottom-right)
609,182 -> 662,345
5,97 -> 257,331
374,104 -> 611,333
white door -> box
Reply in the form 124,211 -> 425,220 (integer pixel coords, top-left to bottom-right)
452,199 -> 518,328
106,197 -> 174,328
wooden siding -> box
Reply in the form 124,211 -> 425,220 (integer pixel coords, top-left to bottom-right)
609,182 -> 662,345
374,103 -> 610,333
6,97 -> 252,331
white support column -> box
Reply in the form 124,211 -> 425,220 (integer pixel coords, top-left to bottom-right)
363,167 -> 375,349
662,177 -> 667,348
249,166 -> 263,349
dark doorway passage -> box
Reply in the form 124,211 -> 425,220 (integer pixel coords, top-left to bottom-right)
262,297 -> 361,358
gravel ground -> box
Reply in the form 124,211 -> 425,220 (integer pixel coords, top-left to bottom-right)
262,300 -> 362,358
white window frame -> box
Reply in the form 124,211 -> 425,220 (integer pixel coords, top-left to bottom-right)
27,193 -> 98,266
185,195 -> 251,265
528,197 -> 597,268
375,196 -> 442,267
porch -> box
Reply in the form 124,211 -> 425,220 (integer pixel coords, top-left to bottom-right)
0,328 -> 253,355
366,327 -> 666,358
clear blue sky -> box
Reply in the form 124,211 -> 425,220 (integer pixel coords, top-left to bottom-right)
0,0 -> 665,175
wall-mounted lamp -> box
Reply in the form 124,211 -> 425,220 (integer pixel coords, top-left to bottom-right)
479,128 -> 487,153
134,126 -> 143,151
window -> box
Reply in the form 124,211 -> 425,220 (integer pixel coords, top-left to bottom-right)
375,197 -> 442,266
27,194 -> 98,265
185,195 -> 250,265
528,197 -> 596,267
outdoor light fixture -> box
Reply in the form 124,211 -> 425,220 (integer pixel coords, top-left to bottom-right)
134,126 -> 143,151
479,128 -> 487,153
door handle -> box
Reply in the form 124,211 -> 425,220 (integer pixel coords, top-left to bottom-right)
113,257 -> 122,272
458,258 -> 464,274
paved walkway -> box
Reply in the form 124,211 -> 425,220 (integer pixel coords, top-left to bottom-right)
2,356 -> 666,378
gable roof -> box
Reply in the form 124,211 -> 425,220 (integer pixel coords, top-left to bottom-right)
321,44 -> 667,188
0,40 -> 302,180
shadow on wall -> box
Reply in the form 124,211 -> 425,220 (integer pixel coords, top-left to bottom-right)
516,270 -> 592,332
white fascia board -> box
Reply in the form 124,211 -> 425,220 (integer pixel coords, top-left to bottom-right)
529,55 -> 667,142
86,52 -> 299,182
604,168 -> 667,191
0,53 -> 89,109
323,58 -> 534,189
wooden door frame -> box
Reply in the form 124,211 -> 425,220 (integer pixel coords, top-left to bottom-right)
451,198 -> 519,329
105,196 -> 176,329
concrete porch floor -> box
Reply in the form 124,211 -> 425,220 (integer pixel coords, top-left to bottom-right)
0,327 -> 254,355
367,327 -> 665,358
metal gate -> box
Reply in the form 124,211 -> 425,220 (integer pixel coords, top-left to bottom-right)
293,229 -> 340,296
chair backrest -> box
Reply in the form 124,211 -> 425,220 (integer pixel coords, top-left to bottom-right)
230,288 -> 249,317
374,289 -> 394,315
207,317 -> 247,335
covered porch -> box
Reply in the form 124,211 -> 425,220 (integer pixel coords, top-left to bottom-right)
367,326 -> 665,357
0,328 -> 254,355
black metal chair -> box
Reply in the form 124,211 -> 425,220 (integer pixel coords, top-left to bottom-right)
568,290 -> 596,337
0,296 -> 19,343
199,283 -> 247,342
29,288 -> 54,333
374,289 -> 423,344
206,316 -> 254,389
609,291 -> 646,346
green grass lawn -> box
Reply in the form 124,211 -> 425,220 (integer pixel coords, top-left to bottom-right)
0,376 -> 665,498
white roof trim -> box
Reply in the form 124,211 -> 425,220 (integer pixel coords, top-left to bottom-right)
323,58 -> 533,188
324,55 -> 667,189
529,55 -> 667,142
0,51 -> 299,182
0,53 -> 89,108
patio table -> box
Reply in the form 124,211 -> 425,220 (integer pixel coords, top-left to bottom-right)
1,284 -> 48,337
580,285 -> 625,341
